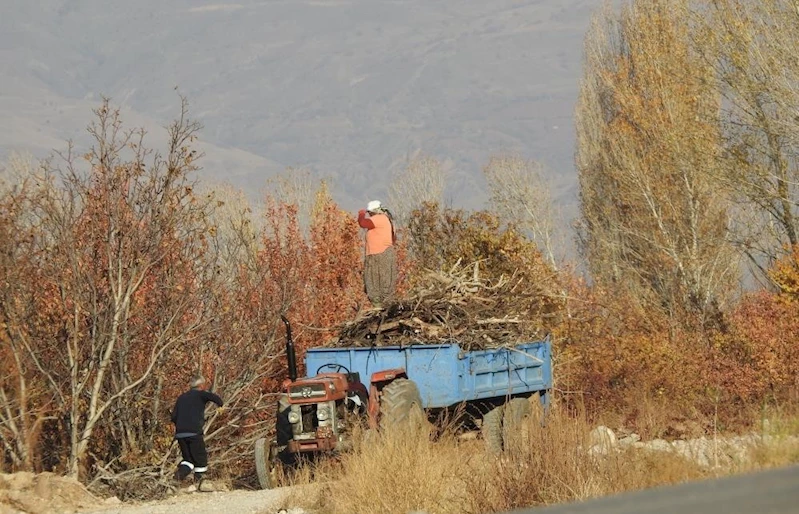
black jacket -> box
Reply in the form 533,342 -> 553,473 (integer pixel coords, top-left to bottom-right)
171,389 -> 224,435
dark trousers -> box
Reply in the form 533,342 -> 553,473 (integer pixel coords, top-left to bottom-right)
175,435 -> 208,481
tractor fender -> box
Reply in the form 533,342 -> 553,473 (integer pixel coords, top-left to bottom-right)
367,368 -> 407,428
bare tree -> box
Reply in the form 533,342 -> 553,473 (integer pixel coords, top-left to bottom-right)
202,183 -> 261,275
0,152 -> 36,193
702,0 -> 799,279
388,155 -> 446,226
264,167 -> 318,237
483,155 -> 560,269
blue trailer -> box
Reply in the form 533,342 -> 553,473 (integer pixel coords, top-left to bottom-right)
254,316 -> 553,489
304,338 -> 552,410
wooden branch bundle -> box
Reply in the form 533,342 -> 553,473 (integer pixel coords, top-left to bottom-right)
330,262 -> 547,350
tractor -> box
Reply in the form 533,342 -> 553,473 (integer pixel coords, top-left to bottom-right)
254,315 -> 551,489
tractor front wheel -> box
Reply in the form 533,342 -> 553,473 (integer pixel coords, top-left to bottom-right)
379,378 -> 426,430
254,438 -> 285,489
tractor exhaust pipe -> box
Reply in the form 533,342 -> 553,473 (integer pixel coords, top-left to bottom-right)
280,315 -> 298,382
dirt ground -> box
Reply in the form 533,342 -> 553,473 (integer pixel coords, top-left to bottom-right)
83,488 -> 307,514
0,472 -> 307,514
0,472 -> 99,514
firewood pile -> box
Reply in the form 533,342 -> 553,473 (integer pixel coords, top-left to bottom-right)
330,260 -> 552,350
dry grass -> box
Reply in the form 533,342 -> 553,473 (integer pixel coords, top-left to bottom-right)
285,407 -> 717,514
744,409 -> 799,470
276,403 -> 799,514
462,407 -> 707,513
306,423 -> 469,514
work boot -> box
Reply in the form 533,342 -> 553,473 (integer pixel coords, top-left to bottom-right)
194,472 -> 205,491
173,464 -> 192,481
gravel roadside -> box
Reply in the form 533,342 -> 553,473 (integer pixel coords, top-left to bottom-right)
82,486 -> 310,514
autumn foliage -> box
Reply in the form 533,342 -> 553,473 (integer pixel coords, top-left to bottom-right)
2,78 -> 799,502
0,102 -> 377,492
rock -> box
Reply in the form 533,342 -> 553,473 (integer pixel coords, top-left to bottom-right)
672,439 -> 711,467
196,480 -> 228,492
103,496 -> 122,504
588,426 -> 617,453
646,438 -> 673,452
618,433 -> 641,446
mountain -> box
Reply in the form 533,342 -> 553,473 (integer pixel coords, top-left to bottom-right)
0,0 -> 600,226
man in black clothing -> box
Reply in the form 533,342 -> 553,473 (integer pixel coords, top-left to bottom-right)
171,374 -> 223,486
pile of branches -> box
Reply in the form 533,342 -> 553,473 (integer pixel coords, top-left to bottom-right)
330,260 -> 554,350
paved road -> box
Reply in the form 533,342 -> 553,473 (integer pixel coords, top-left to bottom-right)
507,465 -> 799,514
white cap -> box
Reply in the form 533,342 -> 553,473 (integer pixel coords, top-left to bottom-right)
366,200 -> 382,212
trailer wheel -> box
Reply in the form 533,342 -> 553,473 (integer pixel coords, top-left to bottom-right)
379,378 -> 425,430
255,438 -> 284,489
482,405 -> 505,454
528,392 -> 545,422
502,398 -> 533,452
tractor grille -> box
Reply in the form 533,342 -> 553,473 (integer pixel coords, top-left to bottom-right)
289,383 -> 327,400
301,404 -> 317,431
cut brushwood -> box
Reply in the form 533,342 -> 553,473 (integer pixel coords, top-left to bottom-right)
331,261 -> 555,350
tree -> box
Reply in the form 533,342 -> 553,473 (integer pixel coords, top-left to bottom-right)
576,0 -> 737,326
29,98 -> 214,478
483,155 -> 560,269
702,0 -> 799,279
202,183 -> 260,275
387,155 -> 446,227
0,158 -> 56,471
265,167 -> 319,237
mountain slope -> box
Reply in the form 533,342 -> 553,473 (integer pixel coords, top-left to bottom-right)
0,0 -> 599,215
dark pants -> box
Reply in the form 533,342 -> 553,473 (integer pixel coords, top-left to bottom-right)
364,246 -> 397,306
175,435 -> 208,482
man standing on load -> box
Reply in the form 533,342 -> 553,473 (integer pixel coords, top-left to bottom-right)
358,200 -> 397,309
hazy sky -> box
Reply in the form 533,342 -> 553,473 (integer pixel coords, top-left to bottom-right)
0,0 -> 602,229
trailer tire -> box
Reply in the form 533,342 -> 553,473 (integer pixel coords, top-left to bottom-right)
380,378 -> 425,430
482,405 -> 505,454
528,391 -> 545,422
255,438 -> 278,490
502,398 -> 533,452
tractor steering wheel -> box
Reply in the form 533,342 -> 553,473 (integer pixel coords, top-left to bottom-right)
316,363 -> 351,375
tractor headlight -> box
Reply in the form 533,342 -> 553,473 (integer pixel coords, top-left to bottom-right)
316,407 -> 330,421
288,411 -> 301,424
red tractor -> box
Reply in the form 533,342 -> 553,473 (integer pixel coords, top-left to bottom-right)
254,316 -> 422,489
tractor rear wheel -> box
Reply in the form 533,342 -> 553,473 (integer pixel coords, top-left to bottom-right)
379,378 -> 425,430
502,398 -> 533,452
482,405 -> 505,454
254,438 -> 284,489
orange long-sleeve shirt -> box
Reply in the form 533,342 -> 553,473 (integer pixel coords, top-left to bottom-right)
358,211 -> 394,255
